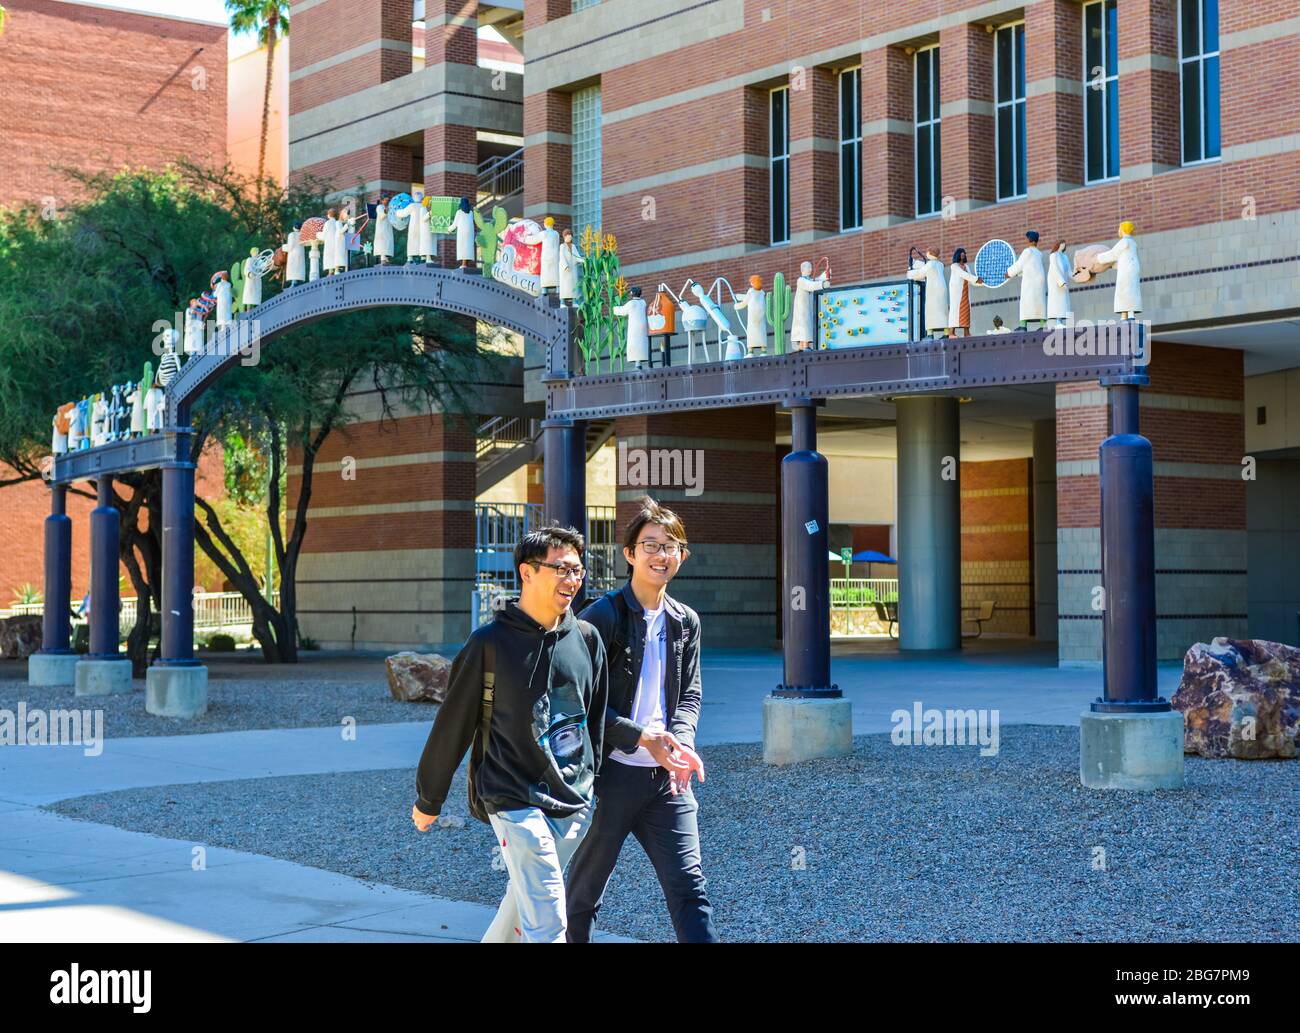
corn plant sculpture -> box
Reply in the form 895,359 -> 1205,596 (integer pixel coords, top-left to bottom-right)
575,227 -> 628,374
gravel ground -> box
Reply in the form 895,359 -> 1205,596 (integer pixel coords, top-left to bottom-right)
48,725 -> 1299,942
0,654 -> 431,739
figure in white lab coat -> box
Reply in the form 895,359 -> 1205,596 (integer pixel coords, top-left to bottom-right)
418,198 -> 435,265
558,228 -> 584,304
332,208 -> 357,274
907,248 -> 950,337
68,400 -> 86,451
127,378 -> 145,436
308,241 -> 322,282
90,395 -> 108,447
791,260 -> 829,350
373,201 -> 394,265
452,197 -> 475,270
1096,220 -> 1141,319
1005,230 -> 1047,329
52,404 -> 71,455
145,380 -> 166,432
322,209 -> 341,274
283,224 -> 306,285
528,216 -> 562,293
734,275 -> 768,354
184,300 -> 205,355
613,286 -> 650,366
947,248 -> 984,336
1047,240 -> 1073,326
213,271 -> 234,325
242,248 -> 264,307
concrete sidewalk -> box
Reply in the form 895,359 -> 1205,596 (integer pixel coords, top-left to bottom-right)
0,642 -> 1182,942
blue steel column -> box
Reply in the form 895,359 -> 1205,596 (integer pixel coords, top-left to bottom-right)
158,440 -> 198,666
776,399 -> 836,696
895,396 -> 962,650
1093,383 -> 1164,712
42,484 -> 73,654
542,417 -> 588,609
87,477 -> 121,659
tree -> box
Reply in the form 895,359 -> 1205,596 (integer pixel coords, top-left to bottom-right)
0,162 -> 497,668
225,1 -> 290,197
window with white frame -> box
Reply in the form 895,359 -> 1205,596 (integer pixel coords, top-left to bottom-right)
571,0 -> 603,11
570,85 -> 602,237
770,86 -> 790,245
1083,0 -> 1120,182
838,67 -> 863,230
915,46 -> 941,216
995,23 -> 1027,200
1179,0 -> 1220,164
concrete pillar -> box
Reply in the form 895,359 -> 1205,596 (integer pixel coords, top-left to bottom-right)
29,484 -> 77,686
147,452 -> 208,717
76,477 -> 131,695
895,396 -> 961,650
766,400 -> 850,765
1033,418 -> 1058,641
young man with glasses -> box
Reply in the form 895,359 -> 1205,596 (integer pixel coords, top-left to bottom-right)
566,496 -> 719,942
411,525 -> 609,943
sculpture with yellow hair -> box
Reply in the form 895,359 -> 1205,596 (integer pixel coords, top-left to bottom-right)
1096,220 -> 1142,319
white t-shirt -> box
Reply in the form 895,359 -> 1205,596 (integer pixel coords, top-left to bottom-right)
611,604 -> 667,767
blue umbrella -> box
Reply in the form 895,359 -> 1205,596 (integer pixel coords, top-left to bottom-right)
852,550 -> 896,564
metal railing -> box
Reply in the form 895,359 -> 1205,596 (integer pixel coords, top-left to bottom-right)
2,591 -> 279,631
476,148 -> 523,210
473,502 -> 619,626
476,415 -> 538,461
829,578 -> 899,638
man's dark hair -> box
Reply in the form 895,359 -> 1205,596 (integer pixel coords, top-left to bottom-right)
515,524 -> 585,573
622,495 -> 688,576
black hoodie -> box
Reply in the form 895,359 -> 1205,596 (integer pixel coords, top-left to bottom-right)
414,600 -> 608,821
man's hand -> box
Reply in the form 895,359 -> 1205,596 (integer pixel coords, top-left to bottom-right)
411,804 -> 438,832
638,728 -> 691,772
667,743 -> 706,795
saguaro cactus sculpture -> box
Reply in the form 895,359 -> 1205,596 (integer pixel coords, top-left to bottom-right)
766,271 -> 793,355
474,206 -> 509,270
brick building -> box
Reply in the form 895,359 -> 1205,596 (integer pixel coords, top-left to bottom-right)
0,0 -> 228,606
288,0 -> 1300,662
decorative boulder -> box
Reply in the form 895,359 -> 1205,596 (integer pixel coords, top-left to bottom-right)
0,615 -> 43,659
1172,638 -> 1300,759
385,651 -> 452,703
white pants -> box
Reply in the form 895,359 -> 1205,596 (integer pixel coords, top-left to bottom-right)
483,804 -> 592,943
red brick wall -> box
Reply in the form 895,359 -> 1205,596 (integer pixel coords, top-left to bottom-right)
961,458 -> 1032,635
0,0 -> 227,209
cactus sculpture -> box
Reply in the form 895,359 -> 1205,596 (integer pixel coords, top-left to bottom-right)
766,271 -> 793,355
474,206 -> 509,270
230,255 -> 246,315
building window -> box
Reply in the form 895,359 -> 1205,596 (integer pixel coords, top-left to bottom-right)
571,0 -> 603,10
1083,0 -> 1120,182
770,86 -> 789,245
838,67 -> 863,231
914,46 -> 941,217
1179,0 -> 1220,164
570,85 -> 602,235
995,23 -> 1027,200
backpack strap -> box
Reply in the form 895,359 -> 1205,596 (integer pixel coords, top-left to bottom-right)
606,587 -> 629,659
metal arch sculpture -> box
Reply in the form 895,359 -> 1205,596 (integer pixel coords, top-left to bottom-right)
166,265 -> 574,427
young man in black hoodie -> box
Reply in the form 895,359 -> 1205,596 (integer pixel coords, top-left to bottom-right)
411,525 -> 608,943
566,496 -> 718,942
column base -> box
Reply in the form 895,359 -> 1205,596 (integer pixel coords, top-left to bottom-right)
28,652 -> 79,687
74,658 -> 134,696
763,696 -> 853,765
146,664 -> 208,718
1079,709 -> 1185,790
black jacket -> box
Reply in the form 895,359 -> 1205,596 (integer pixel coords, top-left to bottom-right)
579,582 -> 702,759
414,600 -> 608,820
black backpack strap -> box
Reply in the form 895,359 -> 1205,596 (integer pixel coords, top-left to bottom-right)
606,587 -> 629,659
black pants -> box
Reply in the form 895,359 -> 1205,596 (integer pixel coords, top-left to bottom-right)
566,760 -> 719,943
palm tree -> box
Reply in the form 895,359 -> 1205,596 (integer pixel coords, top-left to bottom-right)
225,1 -> 291,196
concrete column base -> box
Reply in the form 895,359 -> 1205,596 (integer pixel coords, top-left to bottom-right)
28,652 -> 80,687
74,658 -> 134,696
146,665 -> 208,718
763,696 -> 853,765
1079,709 -> 1185,790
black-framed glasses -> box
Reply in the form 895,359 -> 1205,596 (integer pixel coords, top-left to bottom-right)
636,539 -> 686,557
531,560 -> 587,581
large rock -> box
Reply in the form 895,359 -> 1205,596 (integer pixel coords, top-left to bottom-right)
0,615 -> 43,659
385,651 -> 452,703
1172,638 -> 1300,759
